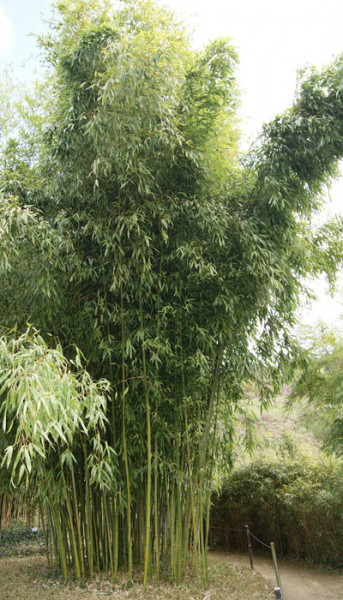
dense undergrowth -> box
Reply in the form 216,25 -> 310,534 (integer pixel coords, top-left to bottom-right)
0,523 -> 45,557
210,451 -> 343,567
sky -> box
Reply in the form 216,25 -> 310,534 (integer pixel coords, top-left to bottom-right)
0,0 -> 51,75
1,0 -> 343,327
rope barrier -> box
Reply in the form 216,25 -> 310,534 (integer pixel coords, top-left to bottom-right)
209,525 -> 271,549
210,524 -> 283,596
209,526 -> 243,533
210,524 -> 341,537
248,531 -> 271,550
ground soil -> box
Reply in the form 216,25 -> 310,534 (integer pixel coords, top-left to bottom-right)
1,549 -> 342,599
0,553 -> 273,600
211,551 -> 343,600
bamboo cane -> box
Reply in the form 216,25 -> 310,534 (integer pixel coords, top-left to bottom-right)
140,301 -> 152,590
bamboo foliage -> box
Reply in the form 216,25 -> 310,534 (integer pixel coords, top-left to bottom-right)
1,0 -> 343,586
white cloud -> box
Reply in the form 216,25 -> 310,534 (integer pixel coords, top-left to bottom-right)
0,6 -> 13,54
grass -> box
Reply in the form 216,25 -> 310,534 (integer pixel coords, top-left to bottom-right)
0,552 -> 273,600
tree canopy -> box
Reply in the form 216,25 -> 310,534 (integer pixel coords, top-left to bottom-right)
1,0 -> 343,586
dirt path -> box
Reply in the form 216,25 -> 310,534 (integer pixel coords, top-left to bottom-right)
211,551 -> 343,600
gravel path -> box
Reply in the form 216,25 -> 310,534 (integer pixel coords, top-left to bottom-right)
211,551 -> 343,600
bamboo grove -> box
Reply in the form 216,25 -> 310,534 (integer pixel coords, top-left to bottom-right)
1,0 -> 343,587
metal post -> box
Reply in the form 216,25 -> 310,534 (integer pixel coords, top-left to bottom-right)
245,524 -> 254,570
270,542 -> 283,598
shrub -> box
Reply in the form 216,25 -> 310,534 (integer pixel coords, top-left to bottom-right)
210,453 -> 343,566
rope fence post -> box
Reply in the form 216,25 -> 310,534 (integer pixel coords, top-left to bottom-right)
245,524 -> 254,570
209,525 -> 286,599
270,542 -> 283,599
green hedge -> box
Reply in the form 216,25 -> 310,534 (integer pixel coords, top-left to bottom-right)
210,455 -> 343,566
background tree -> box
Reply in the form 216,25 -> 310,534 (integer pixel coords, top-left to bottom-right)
1,0 -> 343,586
290,325 -> 343,457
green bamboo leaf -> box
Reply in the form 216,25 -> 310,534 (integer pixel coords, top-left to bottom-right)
24,448 -> 32,473
18,463 -> 26,483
